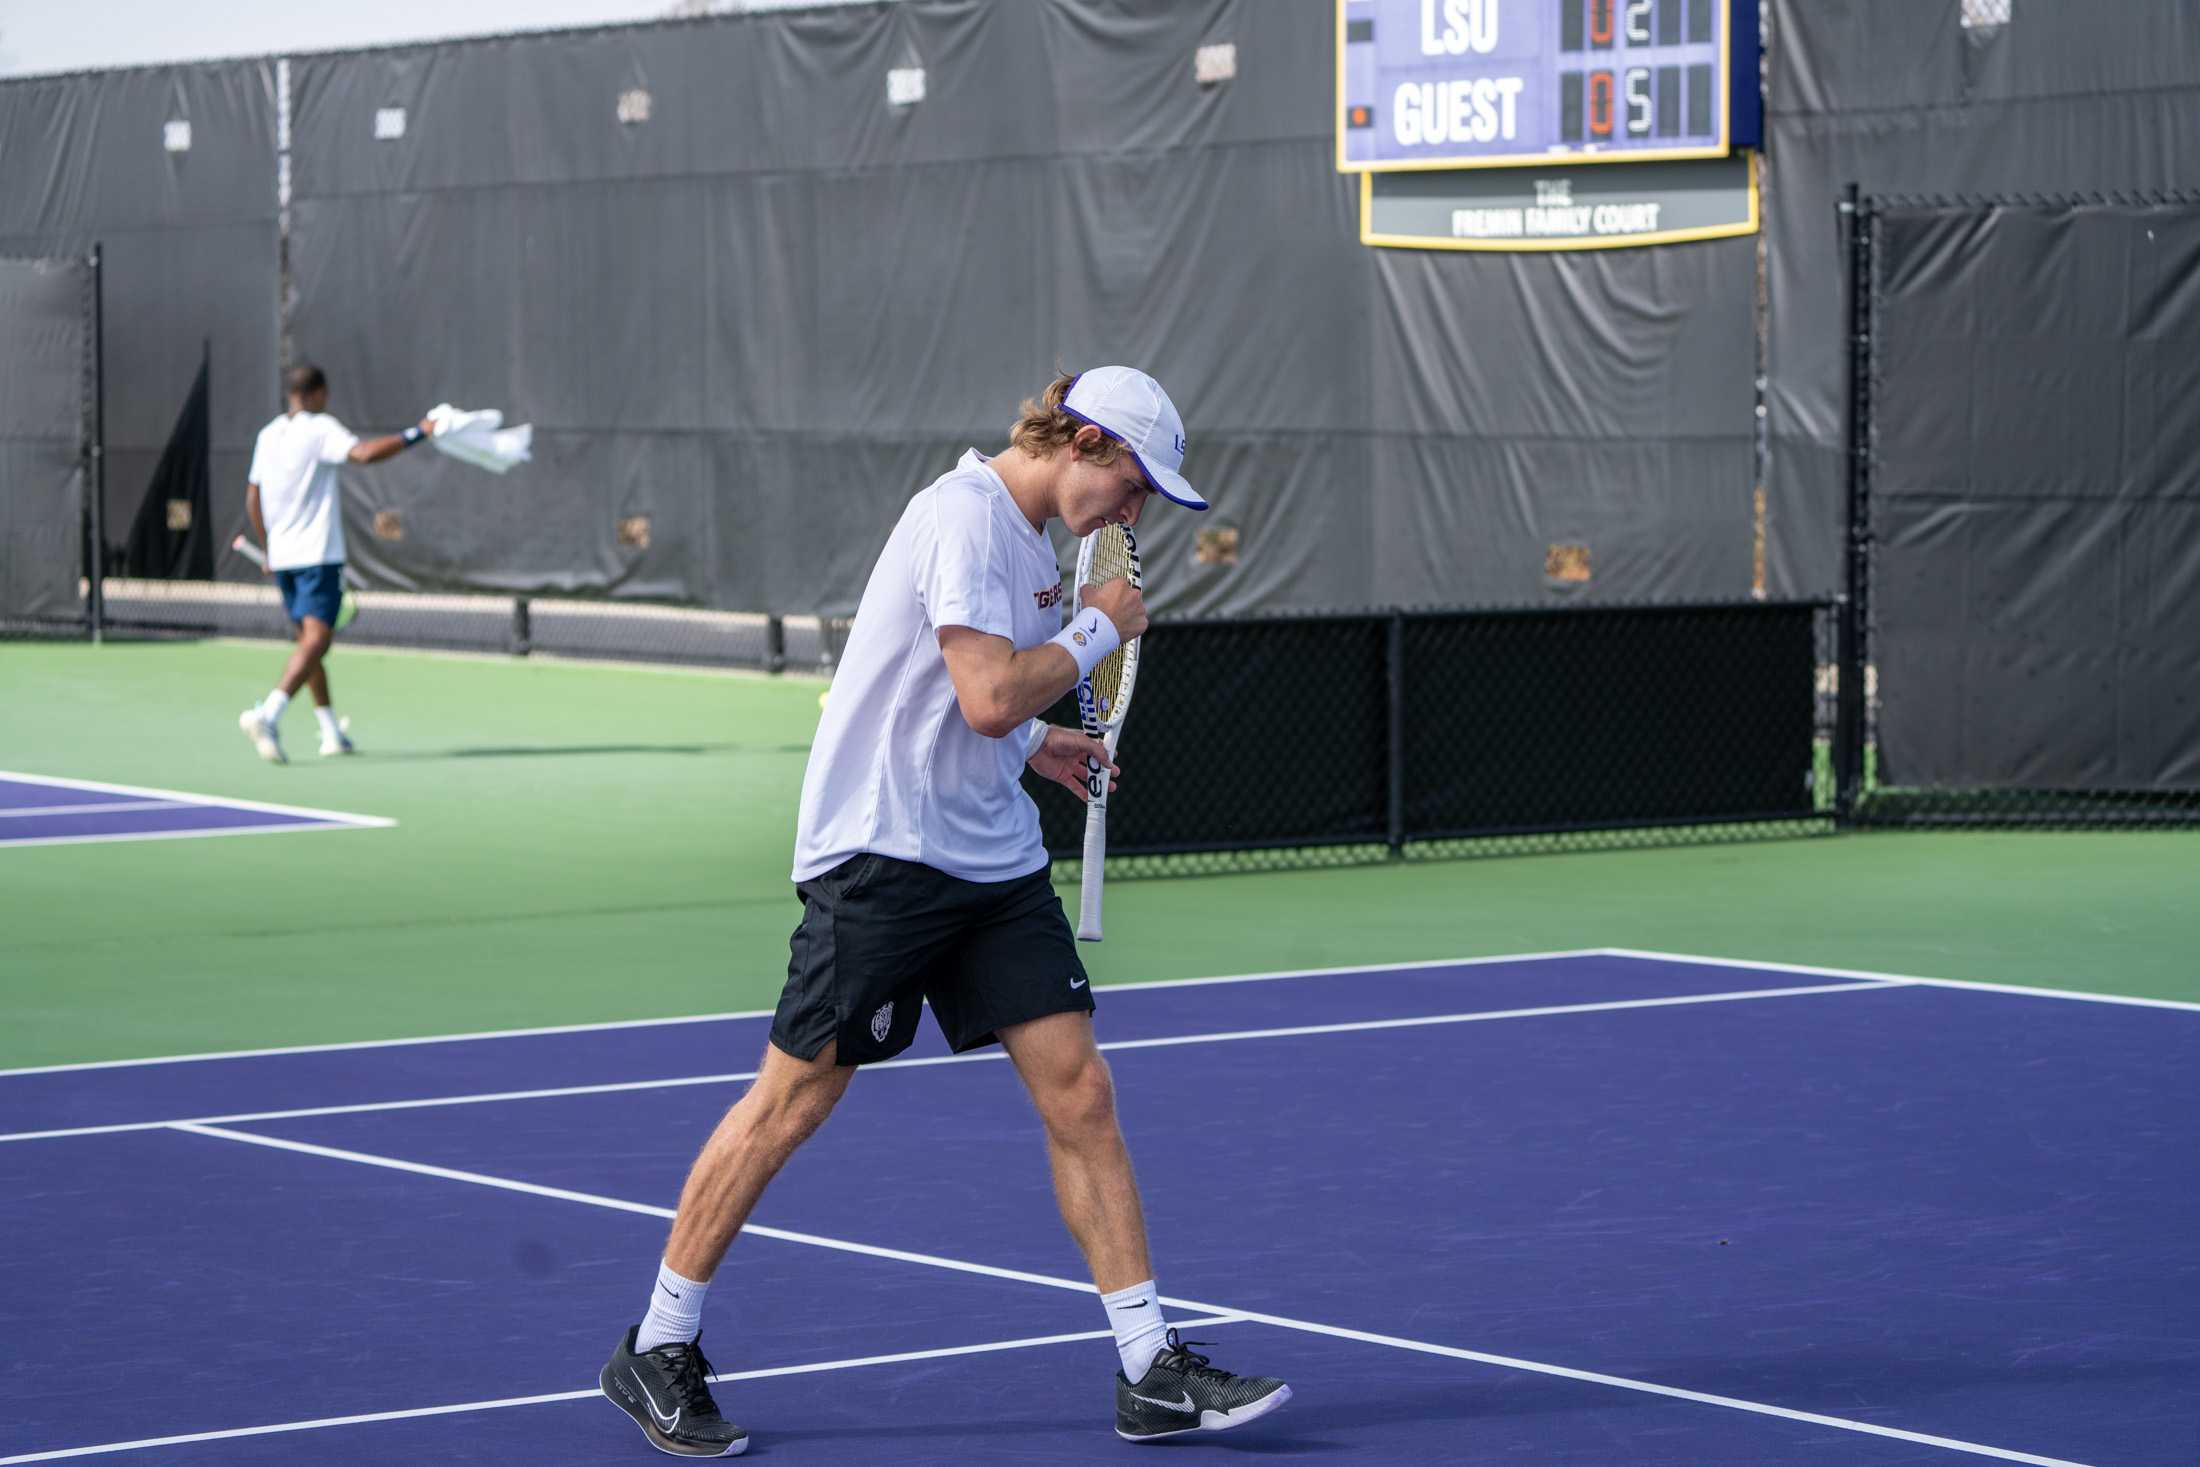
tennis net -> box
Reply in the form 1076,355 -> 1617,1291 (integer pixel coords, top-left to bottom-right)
21,575 -> 849,674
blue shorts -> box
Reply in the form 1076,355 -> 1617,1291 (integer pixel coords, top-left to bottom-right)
276,563 -> 345,627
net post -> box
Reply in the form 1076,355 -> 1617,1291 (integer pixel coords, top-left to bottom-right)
512,596 -> 532,657
766,614 -> 786,673
1834,182 -> 1871,821
1386,611 -> 1406,854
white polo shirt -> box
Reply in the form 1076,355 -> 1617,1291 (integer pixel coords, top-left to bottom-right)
793,450 -> 1065,885
248,411 -> 359,570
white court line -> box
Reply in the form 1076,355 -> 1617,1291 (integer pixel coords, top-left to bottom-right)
0,948 -> 1608,1076
1096,946 -> 1612,993
0,801 -> 192,818
1084,982 -> 1896,1054
0,769 -> 396,828
1601,947 -> 2200,1014
0,982 -> 1896,1143
0,1318 -> 1246,1465
1177,1311 -> 2093,1467
2,1070 -> 795,1143
0,822 -> 394,851
0,1007 -> 780,1078
130,1121 -> 2089,1467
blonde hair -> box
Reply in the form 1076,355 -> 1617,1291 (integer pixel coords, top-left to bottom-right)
1007,372 -> 1130,464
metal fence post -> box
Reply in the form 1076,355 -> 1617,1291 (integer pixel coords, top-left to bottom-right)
88,242 -> 107,643
1835,183 -> 1872,821
1386,612 -> 1406,853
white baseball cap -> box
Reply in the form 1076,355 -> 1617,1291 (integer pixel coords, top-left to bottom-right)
1060,365 -> 1207,511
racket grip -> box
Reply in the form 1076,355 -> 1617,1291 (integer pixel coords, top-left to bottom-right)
1076,796 -> 1107,942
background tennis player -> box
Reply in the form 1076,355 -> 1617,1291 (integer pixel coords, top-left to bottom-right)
236,364 -> 435,764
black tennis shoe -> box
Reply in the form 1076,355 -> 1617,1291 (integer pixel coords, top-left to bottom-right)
601,1325 -> 749,1457
1115,1329 -> 1291,1441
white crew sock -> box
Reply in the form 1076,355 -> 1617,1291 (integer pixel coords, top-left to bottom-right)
259,690 -> 290,725
635,1261 -> 710,1352
313,706 -> 341,740
1101,1278 -> 1171,1383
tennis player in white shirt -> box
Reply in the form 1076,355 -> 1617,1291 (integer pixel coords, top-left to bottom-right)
236,364 -> 435,764
599,367 -> 1289,1457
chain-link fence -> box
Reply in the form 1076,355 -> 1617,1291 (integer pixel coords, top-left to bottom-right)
1029,601 -> 1836,878
29,568 -> 1836,867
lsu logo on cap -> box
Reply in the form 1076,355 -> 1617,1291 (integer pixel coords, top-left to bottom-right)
1173,432 -> 1187,456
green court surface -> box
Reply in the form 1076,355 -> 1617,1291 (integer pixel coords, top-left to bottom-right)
3,639 -> 2194,1069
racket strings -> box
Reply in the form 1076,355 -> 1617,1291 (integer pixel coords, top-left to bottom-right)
1080,527 -> 1134,589
1088,648 -> 1126,715
1077,526 -> 1137,718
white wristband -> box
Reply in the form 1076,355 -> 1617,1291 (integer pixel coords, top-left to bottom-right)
1049,608 -> 1121,681
1024,719 -> 1050,760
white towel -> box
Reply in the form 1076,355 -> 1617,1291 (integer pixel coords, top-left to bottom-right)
426,403 -> 533,475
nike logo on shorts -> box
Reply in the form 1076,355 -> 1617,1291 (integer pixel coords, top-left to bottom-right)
1070,976 -> 1089,990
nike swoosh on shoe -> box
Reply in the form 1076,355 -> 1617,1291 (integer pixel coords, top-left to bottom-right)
630,1367 -> 681,1431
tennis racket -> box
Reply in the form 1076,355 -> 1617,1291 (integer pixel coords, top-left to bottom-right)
1071,523 -> 1142,942
230,535 -> 359,632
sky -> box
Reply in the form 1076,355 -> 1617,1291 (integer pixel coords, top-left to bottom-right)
0,0 -> 849,77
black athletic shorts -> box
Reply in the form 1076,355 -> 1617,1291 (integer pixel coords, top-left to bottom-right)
771,853 -> 1095,1066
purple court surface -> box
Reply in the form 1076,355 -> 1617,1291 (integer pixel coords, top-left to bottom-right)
2,951 -> 2194,1465
0,771 -> 393,848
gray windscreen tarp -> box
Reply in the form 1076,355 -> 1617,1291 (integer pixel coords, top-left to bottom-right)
0,62 -> 279,575
1869,201 -> 2200,792
11,2 -> 2200,620
1763,0 -> 2200,599
0,256 -> 91,625
282,0 -> 1754,616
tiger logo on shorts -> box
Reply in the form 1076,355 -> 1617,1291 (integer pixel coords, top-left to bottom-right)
870,1002 -> 894,1043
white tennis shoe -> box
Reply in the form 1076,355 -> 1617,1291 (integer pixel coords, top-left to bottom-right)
237,708 -> 287,765
318,717 -> 355,757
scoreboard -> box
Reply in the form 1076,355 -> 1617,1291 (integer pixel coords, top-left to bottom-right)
1338,0 -> 1762,172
